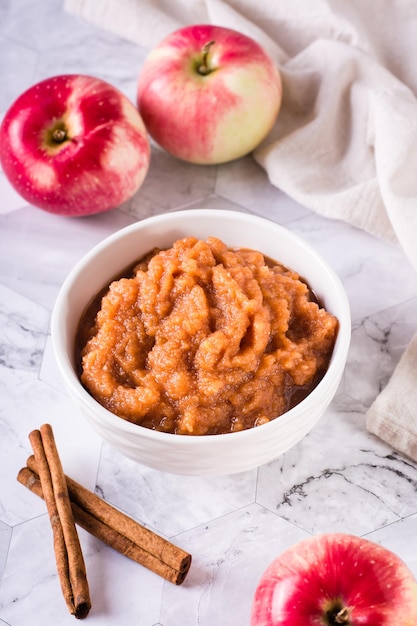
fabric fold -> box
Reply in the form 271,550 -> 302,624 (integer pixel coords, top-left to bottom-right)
366,331 -> 417,462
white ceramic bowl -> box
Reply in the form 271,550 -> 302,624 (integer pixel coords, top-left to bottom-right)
51,209 -> 351,476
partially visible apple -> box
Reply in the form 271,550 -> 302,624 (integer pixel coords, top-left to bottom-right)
137,24 -> 282,165
251,533 -> 417,625
0,74 -> 150,216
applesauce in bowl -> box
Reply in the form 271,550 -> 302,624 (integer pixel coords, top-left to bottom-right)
51,209 -> 351,475
77,236 -> 338,436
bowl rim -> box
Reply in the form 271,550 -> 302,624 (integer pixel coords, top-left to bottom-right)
51,208 -> 351,444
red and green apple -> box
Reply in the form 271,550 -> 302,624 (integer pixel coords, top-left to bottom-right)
251,532 -> 417,625
0,74 -> 150,216
137,24 -> 282,165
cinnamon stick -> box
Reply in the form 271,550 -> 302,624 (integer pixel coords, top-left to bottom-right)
18,455 -> 192,585
28,425 -> 91,619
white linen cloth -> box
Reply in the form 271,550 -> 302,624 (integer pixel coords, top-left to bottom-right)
65,0 -> 417,459
366,331 -> 417,462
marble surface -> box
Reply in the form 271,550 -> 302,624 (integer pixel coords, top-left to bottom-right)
1,1 -> 417,625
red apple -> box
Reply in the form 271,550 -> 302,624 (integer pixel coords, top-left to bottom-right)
0,74 -> 150,216
137,24 -> 282,165
251,533 -> 417,625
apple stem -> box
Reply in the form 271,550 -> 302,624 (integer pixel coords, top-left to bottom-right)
335,607 -> 350,624
197,40 -> 216,75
